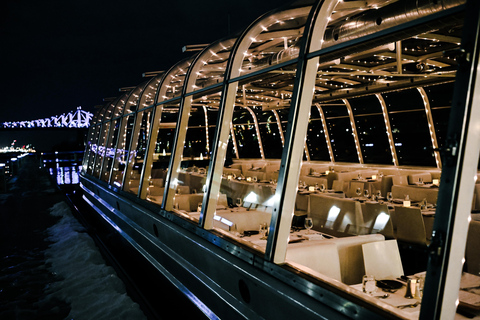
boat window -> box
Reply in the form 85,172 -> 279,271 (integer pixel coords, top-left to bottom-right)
110,115 -> 135,188
254,109 -> 284,159
85,124 -> 102,175
232,107 -> 262,159
156,58 -> 194,103
307,106 -> 331,161
230,1 -> 313,80
349,95 -> 393,165
92,122 -> 110,178
383,89 -> 436,167
187,38 -> 236,94
123,108 -> 153,195
322,101 -> 359,163
425,82 -> 454,150
120,85 -> 142,115
138,76 -> 162,109
100,119 -> 120,182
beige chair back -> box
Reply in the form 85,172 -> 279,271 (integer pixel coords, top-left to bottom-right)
392,175 -> 408,186
466,220 -> 480,275
362,240 -> 404,280
394,206 -> 428,245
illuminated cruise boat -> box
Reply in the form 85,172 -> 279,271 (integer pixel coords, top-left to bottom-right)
80,0 -> 480,318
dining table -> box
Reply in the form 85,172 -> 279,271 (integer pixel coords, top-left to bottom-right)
351,272 -> 480,319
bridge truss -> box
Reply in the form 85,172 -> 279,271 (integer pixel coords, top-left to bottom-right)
1,107 -> 93,129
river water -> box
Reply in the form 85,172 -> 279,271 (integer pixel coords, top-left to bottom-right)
0,155 -> 147,319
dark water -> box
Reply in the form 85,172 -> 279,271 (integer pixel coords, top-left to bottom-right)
0,156 -> 146,320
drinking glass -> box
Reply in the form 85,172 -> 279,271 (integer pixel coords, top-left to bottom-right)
356,187 -> 362,197
387,192 -> 393,202
304,217 -> 313,234
362,275 -> 376,294
376,190 -> 382,199
363,189 -> 370,198
236,198 -> 243,207
320,184 -> 326,192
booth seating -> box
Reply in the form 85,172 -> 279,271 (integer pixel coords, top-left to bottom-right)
466,220 -> 480,275
394,206 -> 430,245
329,234 -> 385,284
146,186 -> 164,203
174,193 -> 205,212
150,178 -> 164,187
309,194 -> 363,235
223,167 -> 242,177
408,172 -> 432,184
286,242 -> 342,282
128,179 -> 140,193
392,175 -> 409,186
214,210 -> 272,233
391,184 -> 438,204
285,234 -> 385,285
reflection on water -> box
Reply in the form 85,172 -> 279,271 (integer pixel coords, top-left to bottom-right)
48,165 -> 82,185
42,151 -> 83,185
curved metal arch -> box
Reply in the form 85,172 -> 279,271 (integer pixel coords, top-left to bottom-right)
418,86 -> 442,168
375,93 -> 399,166
314,103 -> 335,162
343,98 -> 364,164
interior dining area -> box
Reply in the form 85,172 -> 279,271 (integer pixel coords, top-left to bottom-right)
81,0 -> 480,319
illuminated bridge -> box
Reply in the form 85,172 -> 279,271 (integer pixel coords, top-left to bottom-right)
1,107 -> 93,129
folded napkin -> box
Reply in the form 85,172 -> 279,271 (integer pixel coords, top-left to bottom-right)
303,233 -> 324,241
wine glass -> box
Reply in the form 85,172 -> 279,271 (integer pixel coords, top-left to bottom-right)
376,190 -> 382,199
320,184 -> 326,193
355,187 -> 362,197
304,217 -> 313,234
387,192 -> 393,202
236,198 -> 243,207
364,189 -> 370,198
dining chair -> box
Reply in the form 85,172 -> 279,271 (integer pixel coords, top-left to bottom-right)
362,239 -> 404,280
394,206 -> 428,245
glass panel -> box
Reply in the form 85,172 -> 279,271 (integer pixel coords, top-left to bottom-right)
383,89 -> 435,167
93,122 -> 110,178
349,96 -> 393,165
123,84 -> 146,114
322,102 -> 358,163
188,38 -> 236,93
235,1 -> 313,78
425,82 -> 454,149
110,115 -> 134,188
307,106 -> 330,161
139,76 -> 162,109
100,119 -> 120,182
156,58 -> 194,103
233,107 -> 261,159
144,102 -> 180,205
124,109 -> 153,195
254,109 -> 283,159
85,124 -> 102,175
208,65 -> 296,252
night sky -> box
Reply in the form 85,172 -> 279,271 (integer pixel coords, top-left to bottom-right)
0,0 -> 292,148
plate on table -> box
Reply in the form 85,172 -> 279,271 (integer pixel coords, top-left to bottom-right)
376,279 -> 404,290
